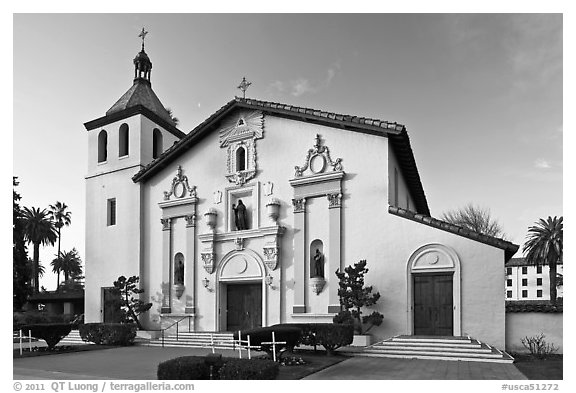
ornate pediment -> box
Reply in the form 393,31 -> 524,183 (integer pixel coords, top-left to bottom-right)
163,166 -> 197,200
294,134 -> 343,177
219,110 -> 264,148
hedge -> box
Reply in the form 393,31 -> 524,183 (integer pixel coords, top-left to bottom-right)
234,326 -> 301,357
219,358 -> 279,380
79,323 -> 137,346
19,323 -> 72,349
157,355 -> 278,380
157,356 -> 210,380
274,323 -> 354,354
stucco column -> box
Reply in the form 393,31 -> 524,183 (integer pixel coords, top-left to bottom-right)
327,193 -> 342,313
292,198 -> 306,313
185,212 -> 196,315
160,218 -> 172,313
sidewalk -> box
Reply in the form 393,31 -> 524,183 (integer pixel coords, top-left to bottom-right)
14,345 -> 528,380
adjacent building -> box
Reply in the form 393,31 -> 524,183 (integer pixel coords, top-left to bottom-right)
505,257 -> 563,301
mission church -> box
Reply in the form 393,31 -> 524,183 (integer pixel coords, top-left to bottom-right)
83,33 -> 518,349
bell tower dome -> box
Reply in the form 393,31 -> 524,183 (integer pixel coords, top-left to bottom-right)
133,28 -> 152,84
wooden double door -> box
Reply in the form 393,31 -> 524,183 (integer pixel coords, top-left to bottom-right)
226,283 -> 262,332
413,274 -> 453,336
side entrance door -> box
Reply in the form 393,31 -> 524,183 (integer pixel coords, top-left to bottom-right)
226,283 -> 262,332
413,274 -> 453,336
102,287 -> 123,323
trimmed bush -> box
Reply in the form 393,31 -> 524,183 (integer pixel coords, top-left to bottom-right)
315,323 -> 354,354
219,358 -> 279,380
234,326 -> 301,357
157,356 -> 210,380
20,323 -> 72,349
79,323 -> 137,346
13,311 -> 68,330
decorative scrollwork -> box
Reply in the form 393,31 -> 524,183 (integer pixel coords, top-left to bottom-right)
292,198 -> 306,213
160,218 -> 171,231
327,193 -> 343,209
163,166 -> 197,200
294,134 -> 343,177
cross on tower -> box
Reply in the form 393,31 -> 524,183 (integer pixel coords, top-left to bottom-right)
138,28 -> 148,49
237,77 -> 252,99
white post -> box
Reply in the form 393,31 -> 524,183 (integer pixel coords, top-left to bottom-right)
272,331 -> 276,362
211,333 -> 215,354
248,335 -> 251,360
28,330 -> 32,352
237,330 -> 242,359
19,330 -> 23,356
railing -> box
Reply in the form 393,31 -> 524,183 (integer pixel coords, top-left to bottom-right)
149,315 -> 194,347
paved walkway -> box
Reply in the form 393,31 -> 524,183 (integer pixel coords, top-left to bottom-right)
14,345 -> 527,380
303,356 -> 527,380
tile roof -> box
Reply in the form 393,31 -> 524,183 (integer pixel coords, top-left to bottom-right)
505,300 -> 563,313
106,79 -> 174,124
388,205 -> 519,261
132,97 -> 430,215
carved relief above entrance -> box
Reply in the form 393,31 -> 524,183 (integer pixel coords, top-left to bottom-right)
294,134 -> 343,178
219,110 -> 264,186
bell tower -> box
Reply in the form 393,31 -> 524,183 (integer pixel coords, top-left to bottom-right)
82,29 -> 186,324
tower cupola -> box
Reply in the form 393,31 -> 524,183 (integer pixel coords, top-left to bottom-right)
134,28 -> 152,84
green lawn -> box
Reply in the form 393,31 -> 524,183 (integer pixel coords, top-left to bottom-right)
276,350 -> 347,380
513,354 -> 563,380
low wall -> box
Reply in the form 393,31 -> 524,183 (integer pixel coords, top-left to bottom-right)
505,302 -> 563,354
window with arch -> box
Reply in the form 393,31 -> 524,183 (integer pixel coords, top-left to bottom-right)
153,128 -> 163,159
119,123 -> 129,157
174,253 -> 185,285
98,130 -> 108,163
235,146 -> 246,171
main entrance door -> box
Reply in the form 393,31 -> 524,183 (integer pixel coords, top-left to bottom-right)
413,274 -> 453,336
226,283 -> 262,331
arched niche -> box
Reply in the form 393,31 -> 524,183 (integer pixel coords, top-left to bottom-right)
235,146 -> 247,171
406,243 -> 461,336
310,239 -> 325,278
174,252 -> 185,285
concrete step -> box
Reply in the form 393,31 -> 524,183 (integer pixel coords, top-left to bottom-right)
357,351 -> 514,363
370,345 -> 492,354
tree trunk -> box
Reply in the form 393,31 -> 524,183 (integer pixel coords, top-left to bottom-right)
33,243 -> 40,293
56,227 -> 61,289
549,263 -> 557,305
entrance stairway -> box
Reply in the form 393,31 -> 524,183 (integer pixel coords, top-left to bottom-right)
148,331 -> 235,349
58,330 -> 91,346
356,336 -> 514,363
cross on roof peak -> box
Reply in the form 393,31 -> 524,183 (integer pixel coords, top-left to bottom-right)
237,77 -> 252,99
138,28 -> 148,50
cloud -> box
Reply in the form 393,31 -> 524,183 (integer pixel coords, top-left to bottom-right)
269,61 -> 341,97
534,158 -> 552,169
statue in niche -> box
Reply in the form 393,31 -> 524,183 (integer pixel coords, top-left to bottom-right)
232,199 -> 248,230
311,249 -> 324,278
174,259 -> 184,285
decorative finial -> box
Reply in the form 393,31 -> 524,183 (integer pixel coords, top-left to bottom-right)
237,77 -> 252,99
138,28 -> 148,50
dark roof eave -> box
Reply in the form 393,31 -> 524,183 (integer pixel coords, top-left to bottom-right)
389,205 -> 519,261
84,105 -> 186,140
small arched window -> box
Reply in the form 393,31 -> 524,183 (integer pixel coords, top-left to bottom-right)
98,130 -> 108,163
153,128 -> 163,159
119,123 -> 129,157
235,146 -> 246,171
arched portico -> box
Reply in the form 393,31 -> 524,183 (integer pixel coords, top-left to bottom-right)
215,249 -> 267,332
406,243 -> 461,336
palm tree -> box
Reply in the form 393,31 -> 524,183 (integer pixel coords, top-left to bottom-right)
58,248 -> 83,282
22,207 -> 57,293
49,202 -> 72,288
523,216 -> 563,304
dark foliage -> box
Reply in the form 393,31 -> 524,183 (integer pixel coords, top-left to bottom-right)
113,276 -> 152,329
13,177 -> 31,310
13,311 -> 68,330
218,358 -> 279,380
20,323 -> 72,350
273,323 -> 354,354
234,326 -> 301,358
157,356 -> 210,380
79,323 -> 137,346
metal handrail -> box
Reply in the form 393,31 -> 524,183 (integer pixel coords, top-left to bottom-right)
148,315 -> 193,347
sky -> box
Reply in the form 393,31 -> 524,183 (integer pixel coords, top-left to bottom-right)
12,13 -> 563,291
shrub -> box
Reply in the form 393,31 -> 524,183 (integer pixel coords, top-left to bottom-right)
315,324 -> 354,354
20,323 -> 72,349
235,326 -> 301,358
79,323 -> 137,346
13,311 -> 67,329
521,333 -> 559,359
219,358 -> 279,380
157,356 -> 210,380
